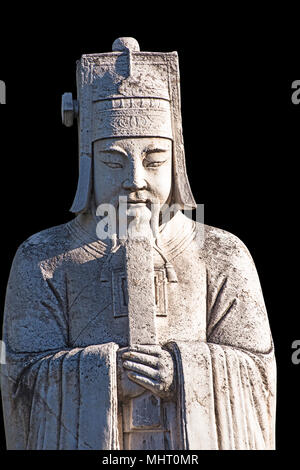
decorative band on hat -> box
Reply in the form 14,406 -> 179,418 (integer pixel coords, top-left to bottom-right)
92,97 -> 173,141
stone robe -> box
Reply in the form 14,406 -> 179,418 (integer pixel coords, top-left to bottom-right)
1,211 -> 276,449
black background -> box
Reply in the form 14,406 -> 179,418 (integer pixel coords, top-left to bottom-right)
0,11 -> 298,463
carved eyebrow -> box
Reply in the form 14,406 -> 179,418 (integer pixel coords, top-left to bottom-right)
144,147 -> 168,156
97,146 -> 128,157
96,145 -> 168,158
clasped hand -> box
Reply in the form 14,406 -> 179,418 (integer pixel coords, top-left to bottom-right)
117,344 -> 175,401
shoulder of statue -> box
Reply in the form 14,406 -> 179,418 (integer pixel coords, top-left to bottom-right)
194,222 -> 256,274
14,222 -> 73,264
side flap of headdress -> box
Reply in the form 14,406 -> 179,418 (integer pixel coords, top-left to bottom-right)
167,53 -> 196,210
70,155 -> 92,214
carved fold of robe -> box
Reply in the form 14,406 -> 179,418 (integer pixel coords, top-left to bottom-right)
1,344 -> 119,449
1,211 -> 276,450
169,217 -> 276,450
0,234 -> 120,450
170,341 -> 275,450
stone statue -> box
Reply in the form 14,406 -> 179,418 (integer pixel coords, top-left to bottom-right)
1,38 -> 276,450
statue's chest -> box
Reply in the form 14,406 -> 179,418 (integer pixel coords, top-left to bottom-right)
66,247 -> 207,347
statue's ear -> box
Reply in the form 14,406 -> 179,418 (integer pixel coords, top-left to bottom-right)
70,156 -> 92,214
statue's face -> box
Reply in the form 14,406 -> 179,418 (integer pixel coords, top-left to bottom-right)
93,137 -> 172,210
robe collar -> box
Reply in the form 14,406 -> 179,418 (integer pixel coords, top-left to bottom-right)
66,209 -> 196,262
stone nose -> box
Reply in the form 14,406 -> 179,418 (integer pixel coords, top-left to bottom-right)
122,160 -> 147,191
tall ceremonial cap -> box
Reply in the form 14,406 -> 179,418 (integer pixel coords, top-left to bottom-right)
61,37 -> 196,213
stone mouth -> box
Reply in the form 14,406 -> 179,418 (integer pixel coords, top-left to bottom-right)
126,200 -> 147,204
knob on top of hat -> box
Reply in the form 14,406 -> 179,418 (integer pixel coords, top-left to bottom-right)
112,37 -> 140,53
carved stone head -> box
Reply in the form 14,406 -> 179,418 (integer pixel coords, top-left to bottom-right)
62,37 -> 196,214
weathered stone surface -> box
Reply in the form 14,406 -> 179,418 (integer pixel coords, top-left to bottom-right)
1,38 -> 276,450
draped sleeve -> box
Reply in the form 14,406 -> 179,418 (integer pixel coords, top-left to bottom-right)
169,227 -> 276,450
1,239 -> 119,450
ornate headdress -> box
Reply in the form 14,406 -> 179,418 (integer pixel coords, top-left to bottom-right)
62,37 -> 196,213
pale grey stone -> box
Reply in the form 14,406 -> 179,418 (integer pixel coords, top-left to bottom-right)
1,38 -> 276,450
125,237 -> 157,346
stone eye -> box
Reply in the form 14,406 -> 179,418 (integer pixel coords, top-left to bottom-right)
145,161 -> 166,168
103,162 -> 123,168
